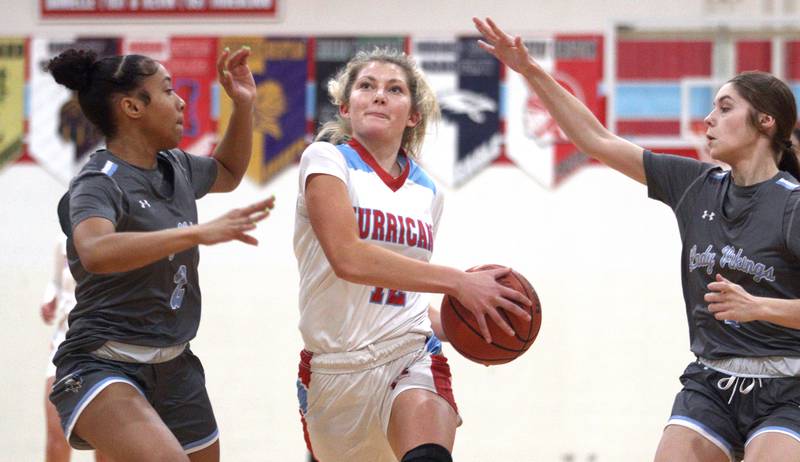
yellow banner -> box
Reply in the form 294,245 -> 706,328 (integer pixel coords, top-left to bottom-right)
0,38 -> 25,169
218,38 -> 262,183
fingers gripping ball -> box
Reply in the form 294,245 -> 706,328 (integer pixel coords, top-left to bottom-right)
441,264 -> 541,365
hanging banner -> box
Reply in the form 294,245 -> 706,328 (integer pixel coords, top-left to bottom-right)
125,36 -> 219,156
505,35 -> 603,188
0,38 -> 26,170
310,36 -> 407,135
29,37 -> 117,185
505,37 -> 555,188
41,0 -> 278,19
217,37 -> 307,184
414,37 -> 502,187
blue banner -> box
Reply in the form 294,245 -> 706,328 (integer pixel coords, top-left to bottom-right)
311,36 -> 406,133
414,37 -> 502,187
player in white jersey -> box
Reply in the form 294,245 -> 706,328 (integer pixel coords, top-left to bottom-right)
40,236 -> 110,462
294,48 -> 531,462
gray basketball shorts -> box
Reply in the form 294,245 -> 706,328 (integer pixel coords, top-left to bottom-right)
49,347 -> 218,454
667,361 -> 800,461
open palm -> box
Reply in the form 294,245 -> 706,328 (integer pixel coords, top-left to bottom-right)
218,47 -> 256,107
473,17 -> 536,74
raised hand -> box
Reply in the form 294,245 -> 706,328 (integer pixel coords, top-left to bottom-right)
197,196 -> 275,246
454,266 -> 532,343
217,46 -> 256,107
472,17 -> 538,74
705,273 -> 760,323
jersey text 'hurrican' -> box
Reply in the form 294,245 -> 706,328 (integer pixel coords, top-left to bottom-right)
354,207 -> 434,251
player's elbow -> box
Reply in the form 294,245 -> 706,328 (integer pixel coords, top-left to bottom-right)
576,131 -> 616,159
209,170 -> 242,193
80,259 -> 104,274
79,254 -> 113,274
75,244 -> 115,274
326,247 -> 368,283
328,255 -> 361,282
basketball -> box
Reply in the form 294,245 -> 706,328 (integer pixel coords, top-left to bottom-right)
441,264 -> 542,365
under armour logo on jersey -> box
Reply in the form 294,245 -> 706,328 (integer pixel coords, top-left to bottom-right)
702,210 -> 715,221
139,200 -> 151,209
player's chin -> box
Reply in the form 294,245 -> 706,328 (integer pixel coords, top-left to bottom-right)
360,125 -> 403,142
708,147 -> 725,161
160,136 -> 181,151
167,128 -> 183,147
709,143 -> 735,160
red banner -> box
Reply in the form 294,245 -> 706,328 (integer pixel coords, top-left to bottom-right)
553,34 -> 604,186
124,36 -> 220,155
41,0 -> 277,19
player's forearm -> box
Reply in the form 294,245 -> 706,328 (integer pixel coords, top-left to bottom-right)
520,62 -> 645,182
521,63 -> 607,150
329,241 -> 463,296
212,101 -> 254,191
77,227 -> 201,274
758,297 -> 800,330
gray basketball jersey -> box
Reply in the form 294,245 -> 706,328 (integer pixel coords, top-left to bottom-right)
644,150 -> 800,359
54,149 -> 217,364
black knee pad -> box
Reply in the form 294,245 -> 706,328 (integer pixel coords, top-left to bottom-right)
401,443 -> 453,462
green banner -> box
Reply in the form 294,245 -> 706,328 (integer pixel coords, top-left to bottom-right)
0,38 -> 25,169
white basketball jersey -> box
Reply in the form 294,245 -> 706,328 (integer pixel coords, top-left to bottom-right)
42,237 -> 77,331
294,140 -> 444,353
46,237 -> 77,376
56,238 -> 77,320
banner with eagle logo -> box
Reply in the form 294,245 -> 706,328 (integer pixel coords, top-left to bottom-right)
413,37 -> 502,187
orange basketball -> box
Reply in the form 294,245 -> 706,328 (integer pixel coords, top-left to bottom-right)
441,264 -> 542,365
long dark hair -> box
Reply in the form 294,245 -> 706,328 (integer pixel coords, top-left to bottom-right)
728,71 -> 800,179
47,48 -> 159,139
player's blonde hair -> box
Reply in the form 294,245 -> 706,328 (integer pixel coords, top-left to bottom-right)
315,48 -> 439,159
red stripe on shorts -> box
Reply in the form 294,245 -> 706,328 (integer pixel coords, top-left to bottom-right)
298,350 -> 316,459
299,410 -> 316,460
430,354 -> 459,413
299,350 -> 313,387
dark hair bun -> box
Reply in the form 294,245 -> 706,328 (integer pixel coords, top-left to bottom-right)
47,48 -> 98,92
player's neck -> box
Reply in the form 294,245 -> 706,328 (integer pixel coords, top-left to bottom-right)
106,134 -> 160,170
728,150 -> 779,187
354,136 -> 403,177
